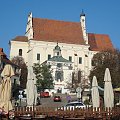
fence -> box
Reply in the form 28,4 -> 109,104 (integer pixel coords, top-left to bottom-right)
1,106 -> 120,120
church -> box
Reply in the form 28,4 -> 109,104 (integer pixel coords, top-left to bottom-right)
10,12 -> 113,93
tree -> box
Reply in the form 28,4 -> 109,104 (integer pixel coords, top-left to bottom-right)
33,63 -> 53,92
89,49 -> 120,88
11,56 -> 27,89
66,70 -> 83,91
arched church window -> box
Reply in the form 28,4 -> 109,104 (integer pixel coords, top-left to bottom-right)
69,56 -> 72,62
57,63 -> 62,68
55,71 -> 63,82
48,54 -> 51,60
19,49 -> 22,56
57,52 -> 59,56
37,53 -> 40,60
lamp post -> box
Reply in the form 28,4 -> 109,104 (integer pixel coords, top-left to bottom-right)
19,90 -> 23,106
76,86 -> 82,101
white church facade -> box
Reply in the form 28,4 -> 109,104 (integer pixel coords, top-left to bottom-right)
10,12 -> 113,93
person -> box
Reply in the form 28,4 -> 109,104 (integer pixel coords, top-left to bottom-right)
37,96 -> 41,105
66,94 -> 71,103
18,94 -> 23,106
15,100 -> 19,107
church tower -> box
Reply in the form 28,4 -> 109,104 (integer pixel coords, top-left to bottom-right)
80,10 -> 88,44
25,12 -> 33,40
53,43 -> 62,56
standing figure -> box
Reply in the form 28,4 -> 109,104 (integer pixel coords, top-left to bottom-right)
66,94 -> 71,103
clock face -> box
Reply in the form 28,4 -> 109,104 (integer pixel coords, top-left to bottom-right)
82,19 -> 84,22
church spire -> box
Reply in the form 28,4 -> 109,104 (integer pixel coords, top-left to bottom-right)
80,9 -> 85,17
53,43 -> 61,56
25,12 -> 33,40
80,10 -> 88,44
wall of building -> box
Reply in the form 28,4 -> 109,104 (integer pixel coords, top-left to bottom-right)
10,40 -> 95,76
27,40 -> 91,73
10,39 -> 97,93
10,41 -> 28,64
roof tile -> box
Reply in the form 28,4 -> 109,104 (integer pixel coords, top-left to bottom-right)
11,18 -> 114,52
88,33 -> 114,51
32,18 -> 85,45
12,36 -> 28,42
0,48 -> 6,56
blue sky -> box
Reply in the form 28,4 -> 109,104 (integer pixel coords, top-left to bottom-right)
0,0 -> 120,57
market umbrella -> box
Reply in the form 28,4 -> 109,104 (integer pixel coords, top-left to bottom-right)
26,66 -> 37,106
104,68 -> 114,108
91,76 -> 100,108
0,64 -> 15,113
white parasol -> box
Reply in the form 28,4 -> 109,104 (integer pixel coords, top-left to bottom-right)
104,68 -> 114,108
26,66 -> 37,106
91,76 -> 100,108
0,64 -> 14,113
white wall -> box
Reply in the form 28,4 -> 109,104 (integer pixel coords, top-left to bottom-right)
10,41 -> 28,64
10,40 -> 95,77
10,39 -> 97,93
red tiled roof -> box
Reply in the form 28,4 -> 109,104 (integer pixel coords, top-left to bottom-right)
0,48 -> 15,65
0,48 -> 6,56
32,18 -> 85,45
2,58 -> 12,64
12,36 -> 28,42
11,18 -> 114,52
88,33 -> 114,51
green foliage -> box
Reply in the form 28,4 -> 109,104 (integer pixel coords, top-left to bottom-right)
89,49 -> 120,88
84,99 -> 90,105
33,63 -> 53,91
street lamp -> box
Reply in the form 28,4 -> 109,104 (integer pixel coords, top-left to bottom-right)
18,90 -> 23,106
76,86 -> 83,101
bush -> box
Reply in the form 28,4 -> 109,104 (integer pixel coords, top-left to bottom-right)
84,99 -> 90,105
